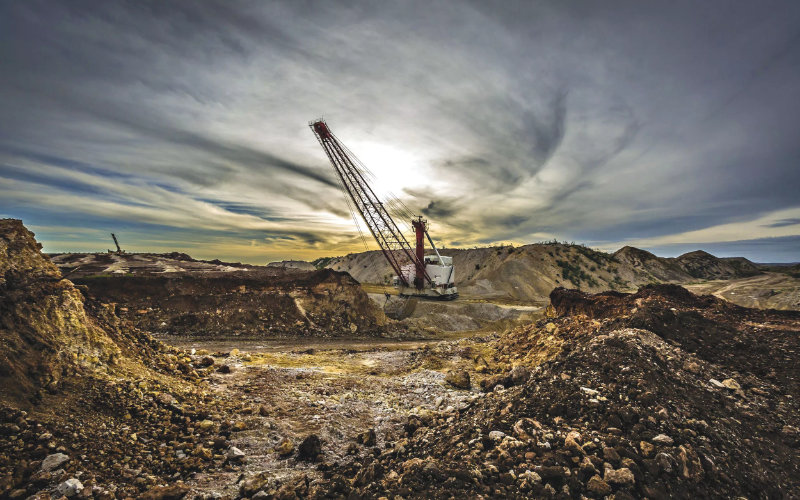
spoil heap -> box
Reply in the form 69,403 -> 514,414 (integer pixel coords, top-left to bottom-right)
0,220 -> 245,498
304,285 -> 799,498
74,269 -> 387,338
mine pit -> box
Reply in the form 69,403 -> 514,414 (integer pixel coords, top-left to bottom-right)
2,219 -> 799,499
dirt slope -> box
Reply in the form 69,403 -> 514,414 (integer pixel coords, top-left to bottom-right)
673,250 -> 760,279
73,270 -> 387,338
0,219 -> 257,498
50,252 -> 388,338
300,285 -> 800,498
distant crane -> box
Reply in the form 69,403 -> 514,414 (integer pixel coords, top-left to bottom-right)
110,233 -> 123,254
310,119 -> 457,299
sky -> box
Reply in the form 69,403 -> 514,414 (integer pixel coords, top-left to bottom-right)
1,0 -> 799,263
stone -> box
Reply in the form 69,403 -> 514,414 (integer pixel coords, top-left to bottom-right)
41,452 -> 69,472
709,379 -> 725,389
604,467 -> 635,486
196,420 -> 215,432
580,387 -> 599,396
274,438 -> 294,456
512,418 -> 541,440
564,431 -> 582,454
652,434 -> 674,445
537,466 -> 569,480
602,446 -> 620,463
357,428 -> 376,447
138,484 -> 190,500
683,360 -> 701,373
488,430 -> 506,442
240,472 -> 270,497
656,452 -> 675,474
509,365 -> 530,386
259,405 -> 270,417
444,369 -> 471,389
640,441 -> 655,457
156,393 -> 176,405
677,445 -> 704,482
474,356 -> 490,373
57,478 -> 84,497
194,446 -> 213,460
297,434 -> 322,461
519,470 -> 541,484
722,378 -> 741,390
226,446 -> 245,461
586,475 -> 612,496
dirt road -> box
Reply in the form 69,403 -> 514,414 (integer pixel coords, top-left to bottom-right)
684,271 -> 800,310
164,336 -> 489,496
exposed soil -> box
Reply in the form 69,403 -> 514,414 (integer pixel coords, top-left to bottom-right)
4,219 -> 799,499
72,270 -> 388,339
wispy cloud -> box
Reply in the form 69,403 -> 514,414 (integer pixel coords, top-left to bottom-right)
1,0 -> 799,262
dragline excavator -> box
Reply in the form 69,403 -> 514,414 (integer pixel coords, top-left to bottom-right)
310,119 -> 457,300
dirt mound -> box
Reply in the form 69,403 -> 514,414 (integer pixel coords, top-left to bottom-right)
0,219 -> 125,403
301,285 -> 799,498
613,246 -> 690,282
674,250 -> 760,280
267,260 -> 317,271
50,251 -> 255,278
74,269 -> 387,338
0,220 -> 249,497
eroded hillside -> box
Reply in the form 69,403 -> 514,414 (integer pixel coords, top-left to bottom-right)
322,243 -> 799,309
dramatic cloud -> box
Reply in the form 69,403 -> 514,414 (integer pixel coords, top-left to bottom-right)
0,0 -> 798,263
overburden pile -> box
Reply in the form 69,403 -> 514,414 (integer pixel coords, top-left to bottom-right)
0,220 -> 248,498
73,269 -> 387,338
306,285 -> 799,498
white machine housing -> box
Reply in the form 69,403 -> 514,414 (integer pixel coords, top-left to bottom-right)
393,254 -> 457,299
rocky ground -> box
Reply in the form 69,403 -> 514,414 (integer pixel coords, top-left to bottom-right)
285,285 -> 800,499
3,218 -> 799,499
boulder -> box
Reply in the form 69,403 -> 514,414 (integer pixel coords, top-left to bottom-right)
586,475 -> 612,496
297,434 -> 322,461
227,446 -> 245,462
274,438 -> 294,456
445,369 -> 471,389
56,478 -> 83,497
41,453 -> 69,472
604,467 -> 635,486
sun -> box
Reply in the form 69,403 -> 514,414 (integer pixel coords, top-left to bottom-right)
343,140 -> 431,204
